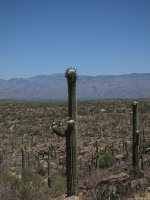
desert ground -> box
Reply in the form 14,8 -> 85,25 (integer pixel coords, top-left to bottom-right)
0,99 -> 150,199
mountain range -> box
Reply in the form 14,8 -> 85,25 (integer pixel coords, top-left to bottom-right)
0,73 -> 150,101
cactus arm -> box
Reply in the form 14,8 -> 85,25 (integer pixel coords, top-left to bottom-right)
50,123 -> 66,137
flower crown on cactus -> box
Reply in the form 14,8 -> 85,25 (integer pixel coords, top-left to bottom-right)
65,67 -> 77,80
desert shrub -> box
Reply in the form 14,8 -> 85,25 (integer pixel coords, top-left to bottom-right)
0,170 -> 49,200
99,151 -> 114,168
57,165 -> 66,177
144,139 -> 150,149
22,168 -> 44,183
48,174 -> 66,198
83,181 -> 133,200
20,168 -> 48,200
0,173 -> 21,200
0,172 -> 20,190
36,166 -> 46,176
139,102 -> 150,113
85,183 -> 118,200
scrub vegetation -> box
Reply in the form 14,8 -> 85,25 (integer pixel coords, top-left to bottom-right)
0,99 -> 150,199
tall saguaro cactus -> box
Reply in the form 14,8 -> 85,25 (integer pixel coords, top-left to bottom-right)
65,68 -> 77,196
132,101 -> 140,174
51,68 -> 77,196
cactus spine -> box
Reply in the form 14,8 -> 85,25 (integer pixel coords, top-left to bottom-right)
132,101 -> 140,174
51,68 -> 77,196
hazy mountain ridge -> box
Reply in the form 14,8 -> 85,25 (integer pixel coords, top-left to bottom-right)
0,73 -> 150,100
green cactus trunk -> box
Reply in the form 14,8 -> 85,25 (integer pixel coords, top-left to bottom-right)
48,148 -> 51,188
132,101 -> 140,174
0,154 -> 3,181
65,68 -> 77,196
95,141 -> 99,168
51,68 -> 78,196
22,148 -> 27,179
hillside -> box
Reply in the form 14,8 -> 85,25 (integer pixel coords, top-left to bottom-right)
0,73 -> 150,100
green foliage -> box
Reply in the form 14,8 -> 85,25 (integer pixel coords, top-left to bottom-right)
139,102 -> 150,113
99,151 -> 114,168
36,166 -> 46,176
86,183 -> 118,200
144,139 -> 150,149
0,172 -> 20,189
48,174 -> 66,198
22,168 -> 43,183
0,171 -> 48,200
100,183 -> 117,199
84,180 -> 133,200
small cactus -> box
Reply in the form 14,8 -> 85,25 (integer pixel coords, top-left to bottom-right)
0,153 -> 3,180
90,142 -> 99,169
22,148 -> 27,179
95,141 -> 99,168
48,148 -> 51,188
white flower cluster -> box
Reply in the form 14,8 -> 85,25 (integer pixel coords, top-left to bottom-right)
67,119 -> 75,124
67,119 -> 75,127
133,101 -> 138,105
68,69 -> 76,73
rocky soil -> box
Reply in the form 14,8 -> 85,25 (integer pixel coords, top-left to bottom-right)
0,99 -> 150,199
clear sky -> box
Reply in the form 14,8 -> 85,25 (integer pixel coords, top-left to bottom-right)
0,0 -> 150,79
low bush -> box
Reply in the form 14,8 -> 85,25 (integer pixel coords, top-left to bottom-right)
99,150 -> 114,168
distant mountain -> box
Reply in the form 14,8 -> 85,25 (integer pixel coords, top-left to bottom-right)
0,73 -> 150,101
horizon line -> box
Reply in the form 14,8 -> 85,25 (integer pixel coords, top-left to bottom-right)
0,72 -> 150,81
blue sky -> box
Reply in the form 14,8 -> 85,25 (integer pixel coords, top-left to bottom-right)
0,0 -> 150,79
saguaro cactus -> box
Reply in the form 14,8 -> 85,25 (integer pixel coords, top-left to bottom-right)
22,148 -> 27,179
0,154 -> 3,181
48,148 -> 51,188
51,68 -> 77,196
132,101 -> 140,174
91,141 -> 99,169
